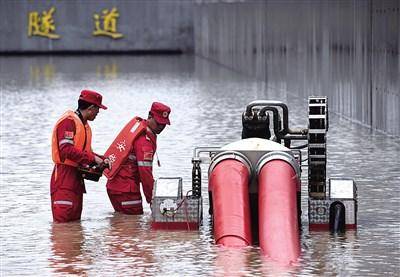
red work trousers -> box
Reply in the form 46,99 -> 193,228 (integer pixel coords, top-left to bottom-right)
51,189 -> 83,222
107,190 -> 143,215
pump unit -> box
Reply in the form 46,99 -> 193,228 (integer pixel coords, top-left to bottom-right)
151,177 -> 202,230
151,96 -> 357,262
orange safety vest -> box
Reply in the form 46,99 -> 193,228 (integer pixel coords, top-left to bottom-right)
103,117 -> 147,180
51,110 -> 92,167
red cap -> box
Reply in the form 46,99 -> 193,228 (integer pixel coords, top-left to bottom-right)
79,90 -> 107,110
150,102 -> 171,125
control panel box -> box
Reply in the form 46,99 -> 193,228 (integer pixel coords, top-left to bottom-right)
151,177 -> 202,230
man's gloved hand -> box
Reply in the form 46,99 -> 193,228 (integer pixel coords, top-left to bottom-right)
103,158 -> 112,170
94,155 -> 104,166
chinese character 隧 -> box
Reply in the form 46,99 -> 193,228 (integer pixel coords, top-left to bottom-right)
28,7 -> 60,39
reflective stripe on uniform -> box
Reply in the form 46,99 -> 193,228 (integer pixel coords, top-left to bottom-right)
130,121 -> 141,133
121,200 -> 142,206
128,154 -> 137,160
54,200 -> 73,206
59,139 -> 74,146
137,161 -> 152,167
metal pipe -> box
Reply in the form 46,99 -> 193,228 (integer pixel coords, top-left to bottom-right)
287,127 -> 308,135
258,106 -> 281,139
245,100 -> 289,137
193,147 -> 221,159
192,147 -> 221,164
283,133 -> 308,140
290,143 -> 309,150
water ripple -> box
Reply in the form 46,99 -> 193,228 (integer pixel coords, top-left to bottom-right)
1,55 -> 399,276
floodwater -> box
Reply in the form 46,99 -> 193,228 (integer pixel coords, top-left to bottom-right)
1,55 -> 399,276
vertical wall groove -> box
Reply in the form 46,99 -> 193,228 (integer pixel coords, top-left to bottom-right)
194,0 -> 399,136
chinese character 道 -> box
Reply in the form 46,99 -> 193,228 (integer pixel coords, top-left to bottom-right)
93,7 -> 124,39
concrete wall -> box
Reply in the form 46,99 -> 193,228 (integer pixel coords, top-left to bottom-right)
194,0 -> 400,136
0,0 -> 194,53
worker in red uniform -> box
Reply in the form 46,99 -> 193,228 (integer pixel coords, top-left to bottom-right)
105,102 -> 171,215
50,90 -> 109,222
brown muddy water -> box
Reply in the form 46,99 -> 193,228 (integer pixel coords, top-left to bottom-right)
1,55 -> 399,276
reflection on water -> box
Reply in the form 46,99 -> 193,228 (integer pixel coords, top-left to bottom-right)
49,223 -> 88,276
96,63 -> 119,80
30,64 -> 56,83
1,55 -> 399,276
302,231 -> 360,276
101,214 -> 157,276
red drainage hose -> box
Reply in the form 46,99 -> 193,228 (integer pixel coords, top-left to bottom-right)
257,152 -> 301,263
209,152 -> 252,247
